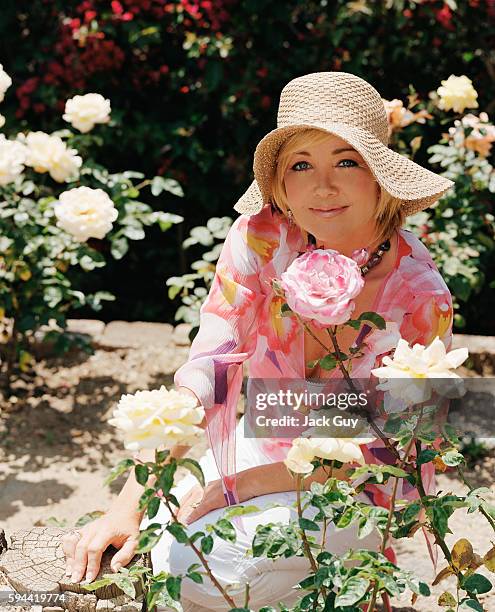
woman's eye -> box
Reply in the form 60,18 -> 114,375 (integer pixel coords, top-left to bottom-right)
338,159 -> 358,168
292,161 -> 311,171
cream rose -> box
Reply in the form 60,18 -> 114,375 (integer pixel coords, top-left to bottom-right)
63,93 -> 111,133
436,75 -> 479,113
22,131 -> 82,182
284,436 -> 371,474
0,65 -> 12,102
108,385 -> 205,451
0,135 -> 26,186
54,186 -> 118,242
0,114 -> 5,128
371,336 -> 468,405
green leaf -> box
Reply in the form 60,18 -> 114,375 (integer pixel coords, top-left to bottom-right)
187,571 -> 203,584
110,236 -> 129,259
212,518 -> 236,543
358,311 -> 386,329
417,449 -> 438,465
147,496 -> 160,519
176,458 -> 205,487
345,319 -> 361,330
201,534 -> 214,555
166,575 -> 182,601
335,576 -> 370,606
319,354 -> 337,370
136,523 -> 162,553
459,599 -> 484,611
299,517 -> 320,531
113,575 -> 136,598
135,464 -> 149,486
151,176 -> 184,197
122,225 -> 145,240
104,458 -> 134,486
442,450 -> 464,467
222,504 -> 260,519
462,573 -> 492,595
158,462 -> 177,495
166,522 -> 189,544
403,501 -> 422,524
438,591 -> 457,607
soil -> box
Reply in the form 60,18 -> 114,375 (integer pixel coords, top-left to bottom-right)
0,347 -> 494,612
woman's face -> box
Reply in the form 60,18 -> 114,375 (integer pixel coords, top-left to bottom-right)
283,133 -> 380,251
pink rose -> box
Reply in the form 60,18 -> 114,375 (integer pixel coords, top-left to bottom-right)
280,249 -> 364,327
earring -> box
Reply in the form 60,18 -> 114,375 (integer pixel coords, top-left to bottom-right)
287,209 -> 294,226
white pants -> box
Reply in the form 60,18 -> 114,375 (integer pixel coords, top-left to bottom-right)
141,418 -> 382,611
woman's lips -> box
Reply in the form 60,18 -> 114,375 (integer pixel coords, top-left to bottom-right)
309,206 -> 349,218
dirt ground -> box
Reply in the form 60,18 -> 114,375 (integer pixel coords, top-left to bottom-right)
0,344 -> 494,611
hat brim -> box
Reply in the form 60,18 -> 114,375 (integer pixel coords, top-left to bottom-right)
234,123 -> 454,216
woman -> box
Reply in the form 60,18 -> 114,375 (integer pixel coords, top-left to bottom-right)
62,72 -> 454,610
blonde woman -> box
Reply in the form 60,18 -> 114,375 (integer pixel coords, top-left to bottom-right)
63,72 -> 454,610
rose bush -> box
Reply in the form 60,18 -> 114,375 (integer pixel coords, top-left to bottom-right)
0,64 -> 184,389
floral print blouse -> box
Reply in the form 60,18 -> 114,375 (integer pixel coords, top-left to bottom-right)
174,204 -> 453,566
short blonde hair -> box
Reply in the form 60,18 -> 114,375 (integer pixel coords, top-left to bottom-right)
271,128 -> 405,246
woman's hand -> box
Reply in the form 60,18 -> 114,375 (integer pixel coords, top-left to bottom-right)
176,480 -> 225,525
61,511 -> 141,584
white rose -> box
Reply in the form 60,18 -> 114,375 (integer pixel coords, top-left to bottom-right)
0,65 -> 12,102
436,75 -> 479,114
108,385 -> 205,451
63,93 -> 111,133
371,336 -> 468,405
22,131 -> 82,182
307,437 -> 370,465
284,438 -> 316,474
54,186 -> 118,242
0,135 -> 26,186
0,114 -> 5,128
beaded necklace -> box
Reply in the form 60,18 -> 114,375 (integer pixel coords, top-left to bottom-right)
306,233 -> 391,275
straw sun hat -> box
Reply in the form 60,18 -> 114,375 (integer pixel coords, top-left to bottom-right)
233,71 -> 454,217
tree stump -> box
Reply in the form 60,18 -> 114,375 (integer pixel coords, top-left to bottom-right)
0,527 -> 149,611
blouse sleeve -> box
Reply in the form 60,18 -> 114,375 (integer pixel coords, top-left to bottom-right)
173,214 -> 265,502
399,287 -> 454,350
174,214 -> 264,409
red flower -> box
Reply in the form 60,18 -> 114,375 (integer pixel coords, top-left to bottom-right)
84,10 -> 97,21
261,95 -> 271,110
111,0 -> 124,14
434,4 -> 455,30
180,85 -> 190,93
403,8 -> 413,18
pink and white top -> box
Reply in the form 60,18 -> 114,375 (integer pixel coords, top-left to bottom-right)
174,204 -> 453,566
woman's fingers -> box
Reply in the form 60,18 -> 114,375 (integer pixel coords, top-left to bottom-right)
110,538 -> 138,573
84,537 -> 109,583
70,536 -> 92,583
61,531 -> 82,577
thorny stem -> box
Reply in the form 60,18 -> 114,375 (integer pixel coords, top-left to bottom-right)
296,475 -> 318,574
163,498 -> 237,609
367,434 -> 417,611
414,440 -> 453,566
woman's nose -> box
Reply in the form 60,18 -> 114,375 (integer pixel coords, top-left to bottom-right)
313,173 -> 339,198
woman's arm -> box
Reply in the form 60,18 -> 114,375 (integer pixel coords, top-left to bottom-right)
180,459 -> 355,524
237,460 -> 353,501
